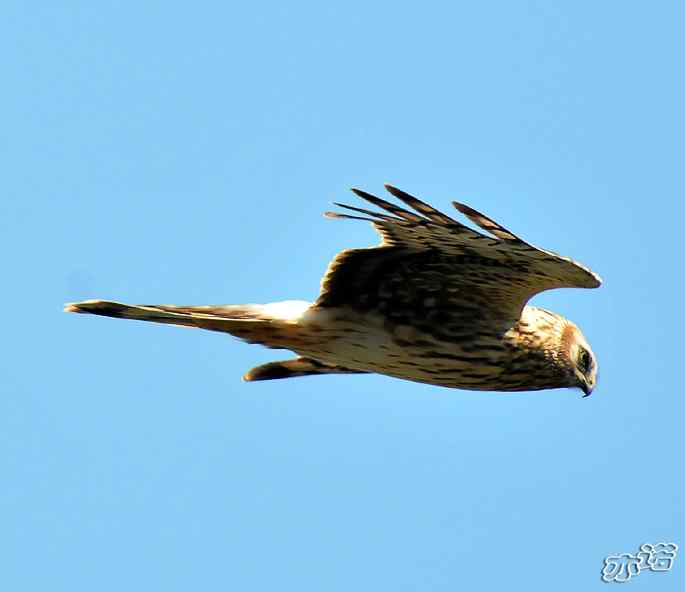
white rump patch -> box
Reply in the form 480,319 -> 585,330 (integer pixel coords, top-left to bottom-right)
262,300 -> 311,321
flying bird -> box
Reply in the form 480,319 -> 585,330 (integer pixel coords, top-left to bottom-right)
65,185 -> 601,396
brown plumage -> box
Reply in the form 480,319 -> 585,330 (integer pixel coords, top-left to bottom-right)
65,185 -> 601,396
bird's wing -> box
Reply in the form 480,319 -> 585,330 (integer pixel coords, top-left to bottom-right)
315,185 -> 601,328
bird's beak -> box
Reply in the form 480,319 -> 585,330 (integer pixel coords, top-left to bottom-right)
581,381 -> 593,398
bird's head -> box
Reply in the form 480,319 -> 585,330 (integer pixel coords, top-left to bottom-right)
560,320 -> 598,397
510,307 -> 598,397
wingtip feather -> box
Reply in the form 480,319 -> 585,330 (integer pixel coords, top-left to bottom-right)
589,272 -> 603,288
451,201 -> 476,216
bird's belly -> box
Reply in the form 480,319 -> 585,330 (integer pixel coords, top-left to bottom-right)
291,308 -> 508,390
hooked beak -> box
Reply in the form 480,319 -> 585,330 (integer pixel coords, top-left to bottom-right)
581,380 -> 593,398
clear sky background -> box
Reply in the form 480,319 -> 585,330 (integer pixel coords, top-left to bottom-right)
3,1 -> 684,590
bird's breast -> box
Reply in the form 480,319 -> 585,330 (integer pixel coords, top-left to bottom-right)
290,308 -> 520,390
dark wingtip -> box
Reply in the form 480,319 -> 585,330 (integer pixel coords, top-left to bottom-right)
589,272 -> 603,288
243,365 -> 292,382
243,360 -> 304,382
451,201 -> 477,216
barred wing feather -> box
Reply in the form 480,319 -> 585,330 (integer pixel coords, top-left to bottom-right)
317,185 -> 600,326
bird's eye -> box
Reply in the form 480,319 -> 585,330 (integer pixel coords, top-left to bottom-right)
578,349 -> 592,373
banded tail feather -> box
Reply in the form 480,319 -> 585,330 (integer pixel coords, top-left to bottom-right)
64,299 -> 311,348
65,299 -> 367,382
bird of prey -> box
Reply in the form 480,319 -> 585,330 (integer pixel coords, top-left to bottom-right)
65,185 -> 601,396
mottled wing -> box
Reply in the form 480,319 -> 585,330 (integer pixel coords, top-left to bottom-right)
316,185 -> 600,328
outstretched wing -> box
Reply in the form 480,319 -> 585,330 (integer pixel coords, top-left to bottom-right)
315,185 -> 600,329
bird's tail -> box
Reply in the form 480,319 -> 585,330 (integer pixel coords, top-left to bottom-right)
64,299 -> 312,348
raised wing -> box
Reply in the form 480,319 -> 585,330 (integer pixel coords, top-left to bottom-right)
315,185 -> 601,329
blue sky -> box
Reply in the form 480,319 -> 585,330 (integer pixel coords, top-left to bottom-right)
3,1 -> 684,590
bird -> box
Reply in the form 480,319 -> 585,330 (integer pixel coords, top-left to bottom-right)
65,184 -> 601,396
